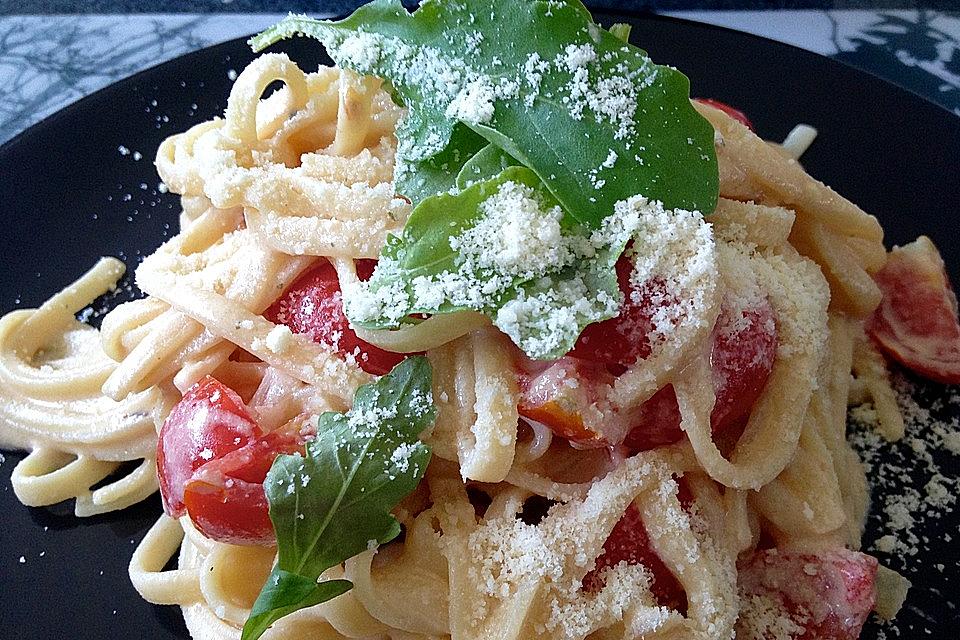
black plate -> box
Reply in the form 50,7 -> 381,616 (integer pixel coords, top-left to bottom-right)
1,11 -> 958,640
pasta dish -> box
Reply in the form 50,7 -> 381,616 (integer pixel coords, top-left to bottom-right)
2,1 -> 959,639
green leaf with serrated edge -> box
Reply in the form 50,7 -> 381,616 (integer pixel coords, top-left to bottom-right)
240,357 -> 435,640
243,574 -> 351,640
608,22 -> 632,43
344,166 -> 626,359
250,0 -> 718,222
455,143 -> 519,190
407,123 -> 489,202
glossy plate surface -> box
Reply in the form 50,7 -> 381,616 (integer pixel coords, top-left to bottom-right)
0,12 -> 958,639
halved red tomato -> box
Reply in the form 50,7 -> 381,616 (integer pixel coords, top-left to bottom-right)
157,376 -> 260,516
517,256 -> 778,451
693,97 -> 755,130
157,376 -> 307,546
738,548 -> 878,640
582,503 -> 686,611
183,427 -> 304,545
517,256 -> 659,446
867,236 -> 960,384
621,385 -> 685,451
569,256 -> 657,368
264,259 -> 406,376
519,245 -> 778,451
625,300 -> 778,452
517,357 -> 617,445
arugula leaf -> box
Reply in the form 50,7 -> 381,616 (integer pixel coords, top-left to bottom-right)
343,166 -> 627,359
608,22 -> 632,43
406,123 -> 489,202
241,356 -> 435,640
455,144 -> 518,190
243,575 -> 351,640
251,0 -> 718,219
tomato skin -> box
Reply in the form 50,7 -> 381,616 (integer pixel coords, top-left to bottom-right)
867,237 -> 960,384
693,98 -> 755,130
183,429 -> 305,546
520,400 -> 591,442
520,255 -> 657,446
264,259 -> 406,376
157,376 -> 261,517
624,301 -> 778,452
518,246 -> 777,449
158,376 -> 309,546
738,549 -> 877,640
517,358 -> 617,445
711,305 -> 779,426
582,503 -> 685,610
518,256 -> 778,451
621,385 -> 684,451
569,256 -> 655,368
183,477 -> 274,546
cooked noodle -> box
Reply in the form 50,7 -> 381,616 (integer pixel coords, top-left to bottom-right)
0,44 -> 916,640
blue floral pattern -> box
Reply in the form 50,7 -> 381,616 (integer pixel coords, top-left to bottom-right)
831,11 -> 959,116
0,11 -> 958,144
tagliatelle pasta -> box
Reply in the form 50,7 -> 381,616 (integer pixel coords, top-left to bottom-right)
5,2 -> 954,639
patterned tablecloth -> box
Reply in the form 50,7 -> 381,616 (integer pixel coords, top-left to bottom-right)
0,6 -> 958,640
0,8 -> 957,145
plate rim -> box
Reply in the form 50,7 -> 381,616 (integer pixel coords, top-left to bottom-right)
603,9 -> 960,121
0,9 -> 957,639
2,10 -> 958,159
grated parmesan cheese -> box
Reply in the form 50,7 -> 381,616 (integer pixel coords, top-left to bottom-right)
337,32 -> 382,69
450,456 -> 666,637
445,77 -> 497,125
737,594 -> 806,639
622,196 -> 717,349
389,442 -> 418,474
562,43 -> 597,71
847,376 -> 959,639
451,180 -> 593,280
345,182 -> 712,359
265,324 -> 293,355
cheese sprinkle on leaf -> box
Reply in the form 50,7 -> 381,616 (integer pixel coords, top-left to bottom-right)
343,166 -> 708,360
241,357 -> 435,640
345,166 -> 635,359
251,0 -> 718,218
251,0 -> 720,359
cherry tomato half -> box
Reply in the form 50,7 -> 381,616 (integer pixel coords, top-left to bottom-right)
694,97 -> 755,130
264,259 -> 407,376
157,376 -> 260,516
517,358 -> 616,445
582,503 -> 686,611
738,548 -> 877,640
183,428 -> 303,546
568,256 -> 656,368
625,300 -> 778,452
867,236 -> 960,384
157,376 -> 307,546
517,251 -> 778,452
